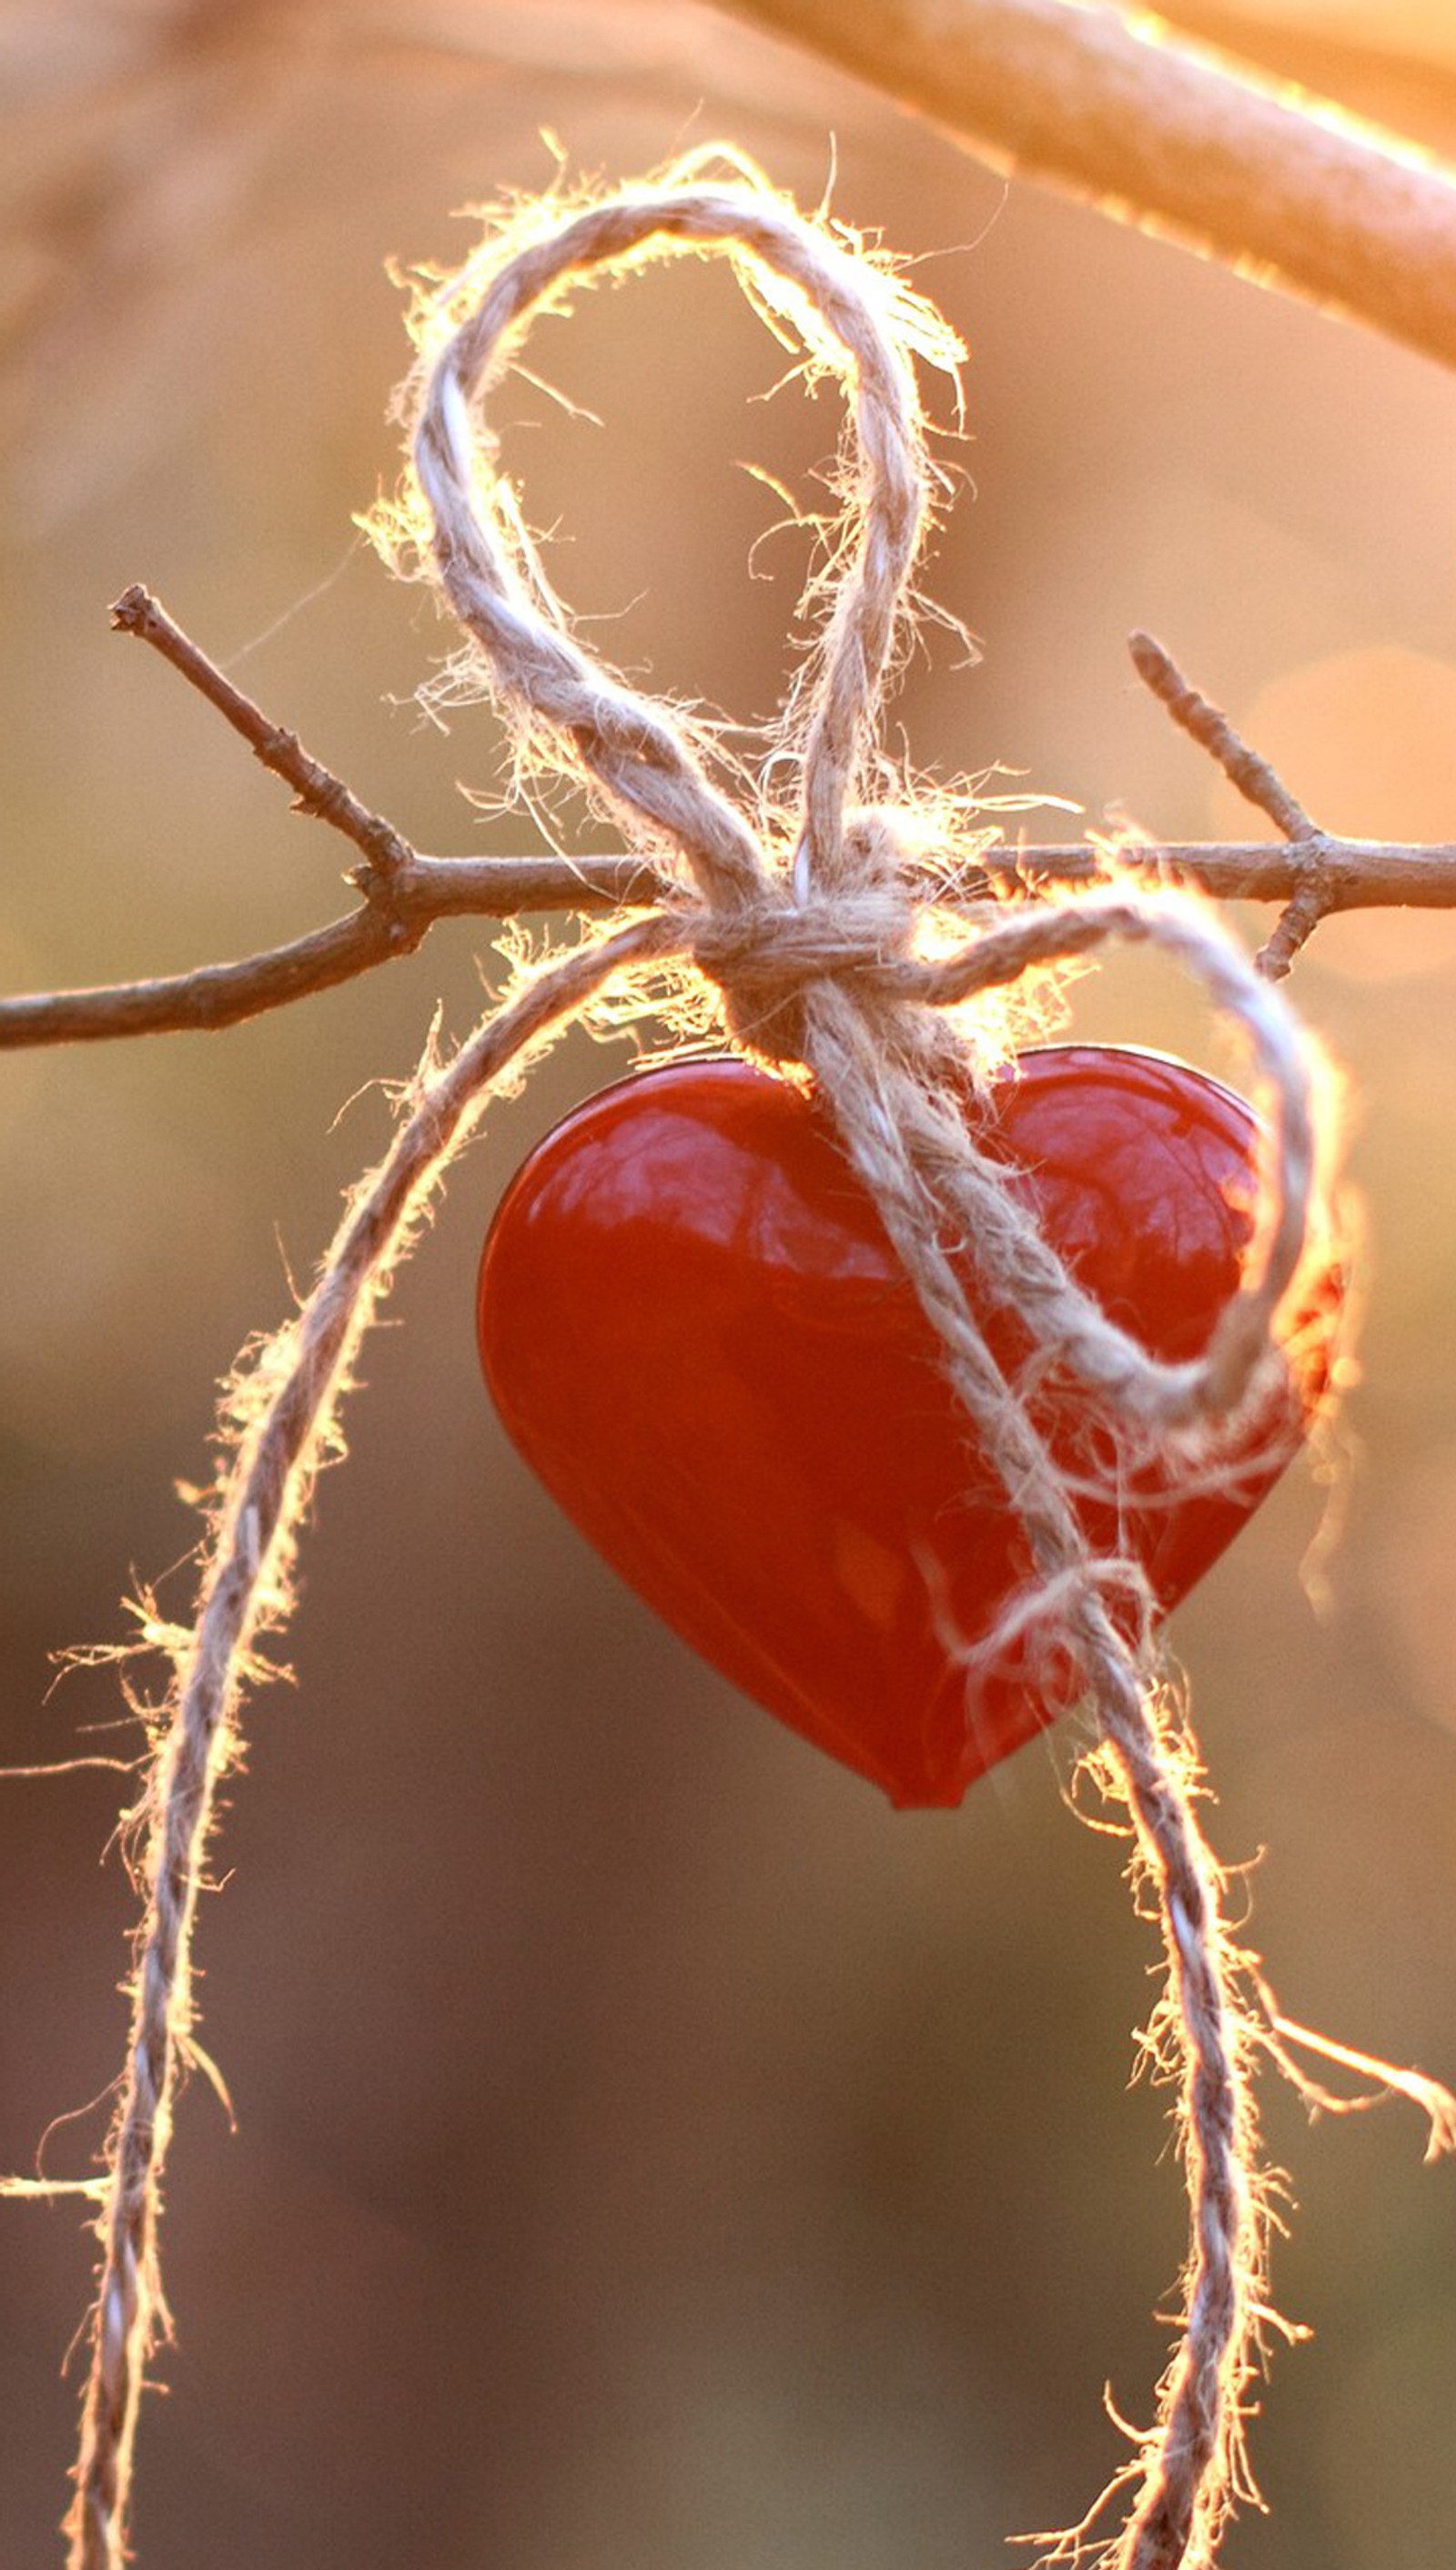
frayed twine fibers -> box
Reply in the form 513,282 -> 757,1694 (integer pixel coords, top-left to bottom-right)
399,161 -> 1320,2570
25,157 -> 1453,2570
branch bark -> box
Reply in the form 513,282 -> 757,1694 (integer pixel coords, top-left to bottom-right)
6,592 -> 1455,1051
6,836 -> 1456,1048
717,0 -> 1456,373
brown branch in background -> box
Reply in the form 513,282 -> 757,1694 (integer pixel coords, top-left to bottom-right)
1164,3 -> 1456,147
718,0 -> 1456,374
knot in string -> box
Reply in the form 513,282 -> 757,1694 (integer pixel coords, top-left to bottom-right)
693,812 -> 920,1067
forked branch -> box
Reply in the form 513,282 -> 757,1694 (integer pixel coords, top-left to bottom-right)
4,592 -> 1455,1052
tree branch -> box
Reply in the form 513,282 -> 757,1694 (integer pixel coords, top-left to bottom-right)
6,592 -> 1456,1053
717,0 -> 1456,374
7,834 -> 1455,1047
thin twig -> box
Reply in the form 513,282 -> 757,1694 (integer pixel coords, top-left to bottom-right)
6,598 -> 1455,1051
1128,632 -> 1319,843
1127,632 -> 1359,977
110,586 -> 416,896
6,832 -> 1456,1047
0,859 -> 654,1046
1255,878 -> 1339,982
1128,630 -> 1340,979
719,0 -> 1456,373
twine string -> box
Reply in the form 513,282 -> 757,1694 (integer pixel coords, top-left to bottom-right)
399,167 -> 1334,2568
50,916 -> 671,2570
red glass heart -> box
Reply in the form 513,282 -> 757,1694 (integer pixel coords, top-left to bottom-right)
478,1048 -> 1338,1808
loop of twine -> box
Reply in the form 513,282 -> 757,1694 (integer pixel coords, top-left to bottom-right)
396,160 -> 1342,2570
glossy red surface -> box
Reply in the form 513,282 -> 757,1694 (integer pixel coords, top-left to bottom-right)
477,1049 -> 1339,1808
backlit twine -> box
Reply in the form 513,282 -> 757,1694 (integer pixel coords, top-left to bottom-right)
35,166 -> 1454,2570
405,167 -> 1317,2570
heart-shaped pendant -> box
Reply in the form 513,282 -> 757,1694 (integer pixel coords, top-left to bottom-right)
477,1048 -> 1339,1807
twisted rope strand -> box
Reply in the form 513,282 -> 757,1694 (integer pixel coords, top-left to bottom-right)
1089,1643 -> 1258,2569
796,983 -> 1264,2569
390,167 -> 1326,2570
410,177 -> 946,916
60,915 -> 670,2570
903,885 -> 1320,1428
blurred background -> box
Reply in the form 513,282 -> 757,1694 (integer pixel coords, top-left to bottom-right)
2,4 -> 1455,2565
